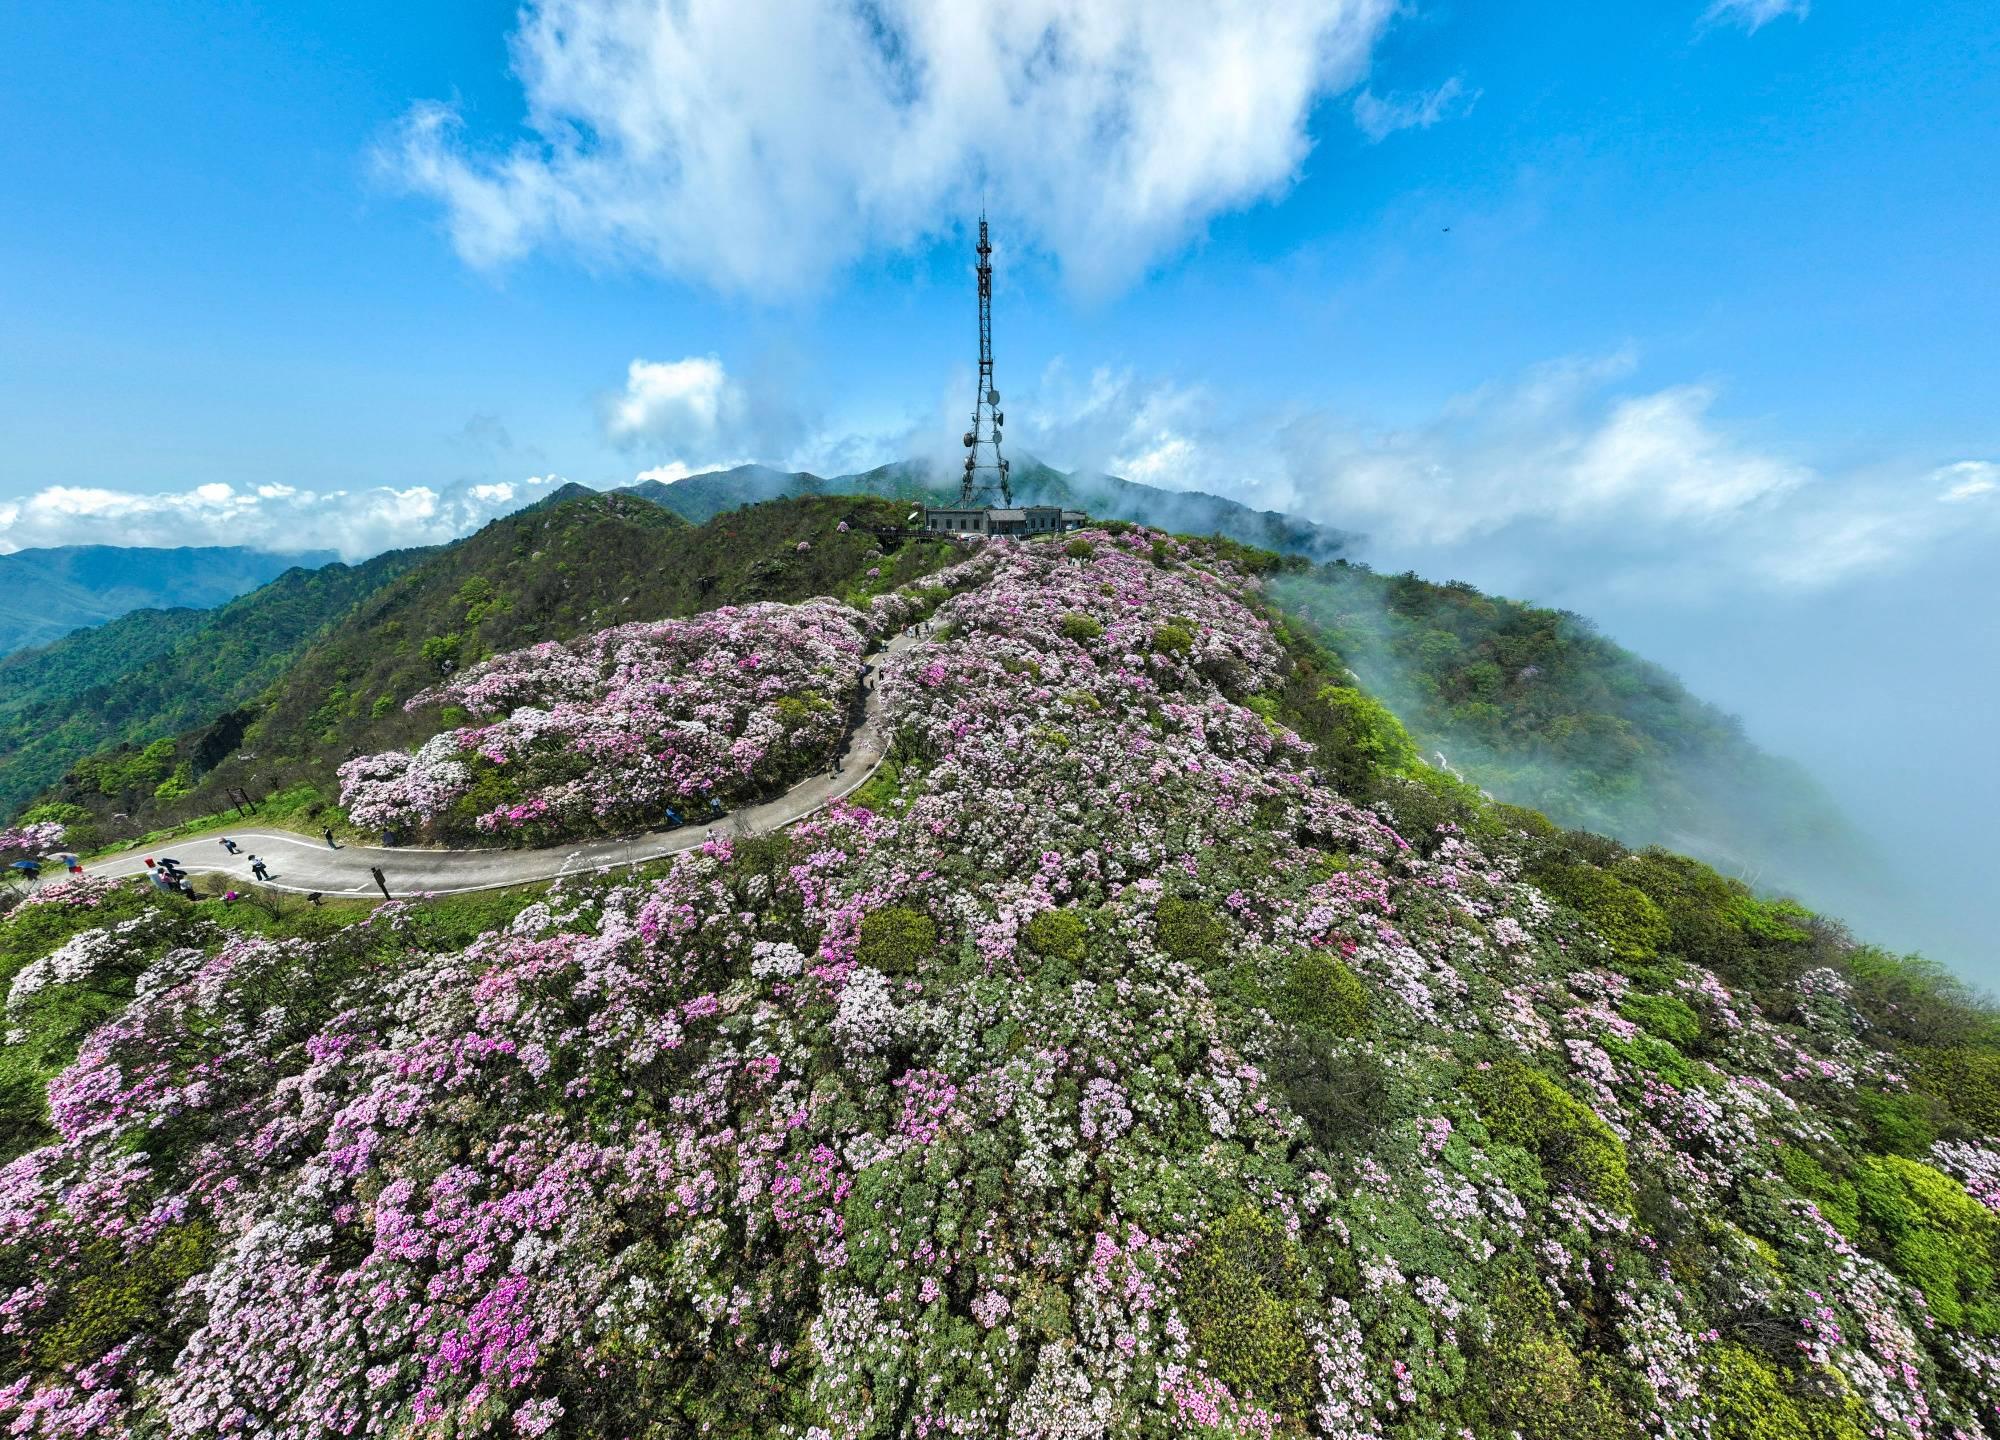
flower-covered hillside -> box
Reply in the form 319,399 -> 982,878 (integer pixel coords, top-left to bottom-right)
0,529 -> 1996,1439
338,599 -> 866,843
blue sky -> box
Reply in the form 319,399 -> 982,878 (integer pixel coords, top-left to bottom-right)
3,0 -> 1998,966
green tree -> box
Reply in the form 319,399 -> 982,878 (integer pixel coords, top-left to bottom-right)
856,905 -> 937,975
1465,1058 -> 1633,1212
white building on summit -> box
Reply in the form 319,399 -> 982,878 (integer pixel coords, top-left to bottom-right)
923,215 -> 1086,540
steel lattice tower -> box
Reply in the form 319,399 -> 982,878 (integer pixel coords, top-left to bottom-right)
960,214 -> 1012,506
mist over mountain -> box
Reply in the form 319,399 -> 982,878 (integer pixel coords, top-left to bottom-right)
0,545 -> 336,656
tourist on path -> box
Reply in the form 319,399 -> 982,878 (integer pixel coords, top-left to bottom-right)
369,866 -> 390,899
322,826 -> 340,848
249,855 -> 271,882
219,837 -> 240,855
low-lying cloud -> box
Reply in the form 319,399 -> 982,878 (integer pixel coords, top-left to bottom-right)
1002,351 -> 1999,597
386,0 -> 1404,294
0,476 -> 569,562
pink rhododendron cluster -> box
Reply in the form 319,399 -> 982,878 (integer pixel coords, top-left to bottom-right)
0,822 -> 64,861
338,600 -> 866,841
0,531 -> 1993,1437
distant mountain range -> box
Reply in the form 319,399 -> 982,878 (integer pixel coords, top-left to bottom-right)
0,544 -> 336,657
616,455 -> 1358,561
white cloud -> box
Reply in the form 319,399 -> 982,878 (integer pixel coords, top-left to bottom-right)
386,0 -> 1402,293
1701,0 -> 1809,33
0,476 -> 570,562
605,357 -> 736,447
630,459 -> 754,486
1003,353 -> 2000,595
1352,76 -> 1478,143
1937,461 -> 1999,504
600,353 -> 809,482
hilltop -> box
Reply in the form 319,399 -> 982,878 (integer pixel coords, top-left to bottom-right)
4,490 -> 1875,948
0,527 -> 1994,1437
25,492 -> 958,848
0,543 -> 336,657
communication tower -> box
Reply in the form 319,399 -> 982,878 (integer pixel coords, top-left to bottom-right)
960,214 -> 1012,507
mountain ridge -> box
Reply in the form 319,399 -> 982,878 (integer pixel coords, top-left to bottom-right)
615,453 -> 1358,559
0,543 -> 337,656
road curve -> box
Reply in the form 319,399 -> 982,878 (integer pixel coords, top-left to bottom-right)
76,631 -> 918,901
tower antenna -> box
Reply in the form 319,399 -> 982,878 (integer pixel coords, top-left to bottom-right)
960,212 -> 1011,506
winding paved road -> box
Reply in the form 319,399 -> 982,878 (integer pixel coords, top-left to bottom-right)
77,631 -> 918,901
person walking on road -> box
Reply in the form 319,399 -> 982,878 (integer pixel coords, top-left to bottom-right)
249,855 -> 271,882
219,837 -> 241,855
369,866 -> 390,900
321,826 -> 340,849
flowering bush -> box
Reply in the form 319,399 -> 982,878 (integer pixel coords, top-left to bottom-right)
338,600 -> 866,842
0,822 -> 64,863
0,530 -> 1995,1437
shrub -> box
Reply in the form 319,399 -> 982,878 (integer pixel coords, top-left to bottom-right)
420,632 -> 463,674
1274,1044 -> 1395,1154
1853,1155 -> 2000,1331
1469,1265 -> 1633,1440
856,905 -> 937,975
1775,1145 -> 1860,1238
1155,895 -> 1227,965
1151,623 -> 1194,656
1706,1344 -> 1872,1440
1465,1058 -> 1633,1212
1855,1089 -> 1942,1158
1537,864 -> 1670,969
1914,1046 -> 2000,1137
1371,765 -> 1486,854
1058,613 -> 1103,643
1021,908 -> 1087,965
1600,1030 -> 1701,1091
1064,538 -> 1095,560
1618,992 -> 1702,1048
1181,1207 -> 1312,1415
33,1220 -> 215,1373
1278,953 -> 1372,1037
1315,684 -> 1418,781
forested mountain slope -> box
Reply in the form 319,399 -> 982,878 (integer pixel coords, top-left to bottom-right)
0,550 -> 430,817
1269,561 -> 1874,913
26,494 -> 957,847
0,543 -> 334,656
0,527 -> 1994,1436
